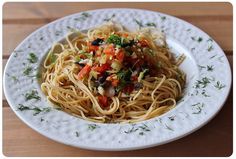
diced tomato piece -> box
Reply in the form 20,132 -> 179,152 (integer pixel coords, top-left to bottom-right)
111,79 -> 119,87
131,75 -> 138,81
116,50 -> 125,62
88,42 -> 99,52
93,63 -> 110,73
77,65 -> 91,80
103,44 -> 115,56
123,33 -> 129,37
98,96 -> 108,107
123,84 -> 134,94
138,39 -> 149,47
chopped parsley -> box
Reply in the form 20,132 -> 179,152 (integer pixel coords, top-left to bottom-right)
168,116 -> 175,121
192,103 -> 204,114
66,26 -> 77,32
160,16 -> 166,21
198,65 -> 206,70
124,124 -> 151,134
146,22 -> 156,27
201,89 -> 210,97
23,66 -> 33,76
207,65 -> 214,72
124,126 -> 139,134
214,81 -> 226,90
17,104 -> 51,116
138,124 -> 150,132
27,53 -> 38,63
195,77 -> 212,88
107,34 -> 122,46
25,90 -> 41,101
191,37 -> 203,42
210,55 -> 217,59
197,37 -> 203,42
6,73 -> 19,83
133,18 -> 143,28
207,45 -> 214,52
88,124 -> 99,131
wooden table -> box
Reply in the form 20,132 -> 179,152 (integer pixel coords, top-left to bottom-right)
2,2 -> 233,157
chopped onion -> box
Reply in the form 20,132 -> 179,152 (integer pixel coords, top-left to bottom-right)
111,60 -> 122,71
98,86 -> 105,95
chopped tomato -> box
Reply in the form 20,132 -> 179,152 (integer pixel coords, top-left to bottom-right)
77,65 -> 91,80
103,44 -> 115,57
88,42 -> 99,52
116,50 -> 125,62
98,96 -> 108,107
131,75 -> 138,81
138,39 -> 149,47
111,79 -> 119,87
93,63 -> 110,73
123,84 -> 134,94
122,33 -> 129,37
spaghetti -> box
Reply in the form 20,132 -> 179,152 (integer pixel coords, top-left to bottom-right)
41,22 -> 186,123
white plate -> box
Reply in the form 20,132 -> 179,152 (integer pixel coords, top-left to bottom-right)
3,8 -> 231,151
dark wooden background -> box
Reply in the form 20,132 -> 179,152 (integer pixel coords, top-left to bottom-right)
2,2 -> 233,157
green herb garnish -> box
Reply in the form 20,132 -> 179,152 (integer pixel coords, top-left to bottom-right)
27,53 -> 38,63
17,104 -> 51,116
207,45 -> 213,51
124,126 -> 138,134
210,55 -> 217,59
207,65 -> 214,72
161,16 -> 166,21
23,66 -> 33,76
88,124 -> 99,131
66,26 -> 77,32
6,73 -> 19,83
198,65 -> 206,70
192,103 -> 205,114
201,90 -> 210,97
214,81 -> 226,90
25,90 -> 41,101
195,77 -> 211,88
138,124 -> 150,132
133,19 -> 143,28
197,37 -> 203,42
107,34 -> 122,46
146,22 -> 156,27
168,116 -> 175,121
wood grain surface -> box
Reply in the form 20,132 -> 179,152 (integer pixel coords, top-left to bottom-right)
2,2 -> 233,157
